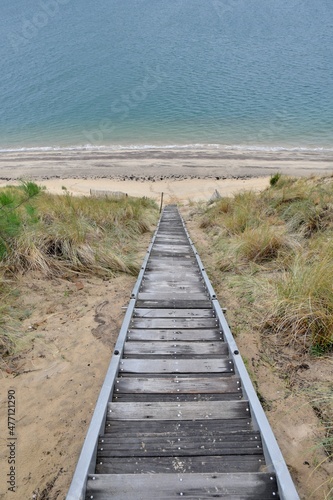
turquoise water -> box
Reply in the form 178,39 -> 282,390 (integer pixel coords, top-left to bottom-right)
0,0 -> 332,151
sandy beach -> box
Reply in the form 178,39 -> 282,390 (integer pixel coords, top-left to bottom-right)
0,147 -> 332,201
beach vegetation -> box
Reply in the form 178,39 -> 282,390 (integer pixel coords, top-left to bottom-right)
0,187 -> 158,277
193,176 -> 333,497
231,224 -> 291,263
200,190 -> 270,235
0,184 -> 158,357
199,175 -> 333,354
269,172 -> 281,186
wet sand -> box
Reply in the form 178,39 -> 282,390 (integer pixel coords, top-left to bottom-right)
0,147 -> 332,181
1,147 -> 332,202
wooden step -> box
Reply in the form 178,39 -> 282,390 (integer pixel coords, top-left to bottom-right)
123,341 -> 228,357
139,283 -> 207,292
95,454 -> 265,474
137,293 -> 209,302
113,393 -> 242,402
108,400 -> 249,420
130,318 -> 218,329
133,309 -> 214,318
115,376 -> 240,394
135,299 -> 212,308
97,431 -> 263,457
85,472 -> 279,499
104,419 -> 253,435
118,358 -> 234,375
127,329 -> 223,341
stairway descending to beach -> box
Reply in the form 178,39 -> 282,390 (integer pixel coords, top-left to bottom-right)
67,206 -> 299,500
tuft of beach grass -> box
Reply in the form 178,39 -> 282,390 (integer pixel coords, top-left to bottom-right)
199,175 -> 333,354
0,184 -> 159,358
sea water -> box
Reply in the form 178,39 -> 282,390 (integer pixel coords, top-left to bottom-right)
0,0 -> 332,152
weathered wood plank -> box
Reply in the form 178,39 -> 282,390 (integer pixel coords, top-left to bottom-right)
146,264 -> 197,269
152,246 -> 192,253
137,293 -> 209,301
113,393 -> 242,402
99,431 -> 261,444
154,239 -> 191,244
115,376 -> 240,394
124,342 -> 228,356
151,242 -> 190,247
121,373 -> 234,379
133,308 -> 214,318
85,473 -> 279,499
105,419 -> 253,435
151,250 -> 191,254
97,433 -> 263,457
135,299 -> 212,308
120,358 -> 234,374
90,189 -> 126,198
127,329 -> 223,341
152,243 -> 192,248
140,282 -> 205,289
95,455 -> 264,474
150,253 -> 194,258
156,233 -> 186,237
130,318 -> 218,329
146,262 -> 196,269
142,273 -> 203,281
141,282 -> 204,288
139,285 -> 206,293
107,401 -> 249,420
147,256 -> 195,260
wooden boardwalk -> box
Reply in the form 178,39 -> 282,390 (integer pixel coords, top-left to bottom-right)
67,206 -> 299,500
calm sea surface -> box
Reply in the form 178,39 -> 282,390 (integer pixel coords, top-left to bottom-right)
0,0 -> 332,152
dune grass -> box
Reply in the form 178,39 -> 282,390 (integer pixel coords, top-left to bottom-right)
263,253 -> 333,351
199,174 -> 333,354
0,185 -> 158,277
195,175 -> 333,495
0,183 -> 159,357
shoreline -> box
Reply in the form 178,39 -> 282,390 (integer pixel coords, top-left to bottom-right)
0,147 -> 332,181
0,147 -> 332,202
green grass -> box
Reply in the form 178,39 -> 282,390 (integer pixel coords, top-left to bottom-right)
269,172 -> 281,187
0,184 -> 159,358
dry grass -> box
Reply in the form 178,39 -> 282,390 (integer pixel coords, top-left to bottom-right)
200,175 -> 333,354
263,254 -> 333,351
0,185 -> 159,358
193,175 -> 333,498
232,224 -> 291,263
0,190 -> 158,278
200,191 -> 265,234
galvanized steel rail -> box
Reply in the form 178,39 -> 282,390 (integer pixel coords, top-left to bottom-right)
67,206 -> 299,500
